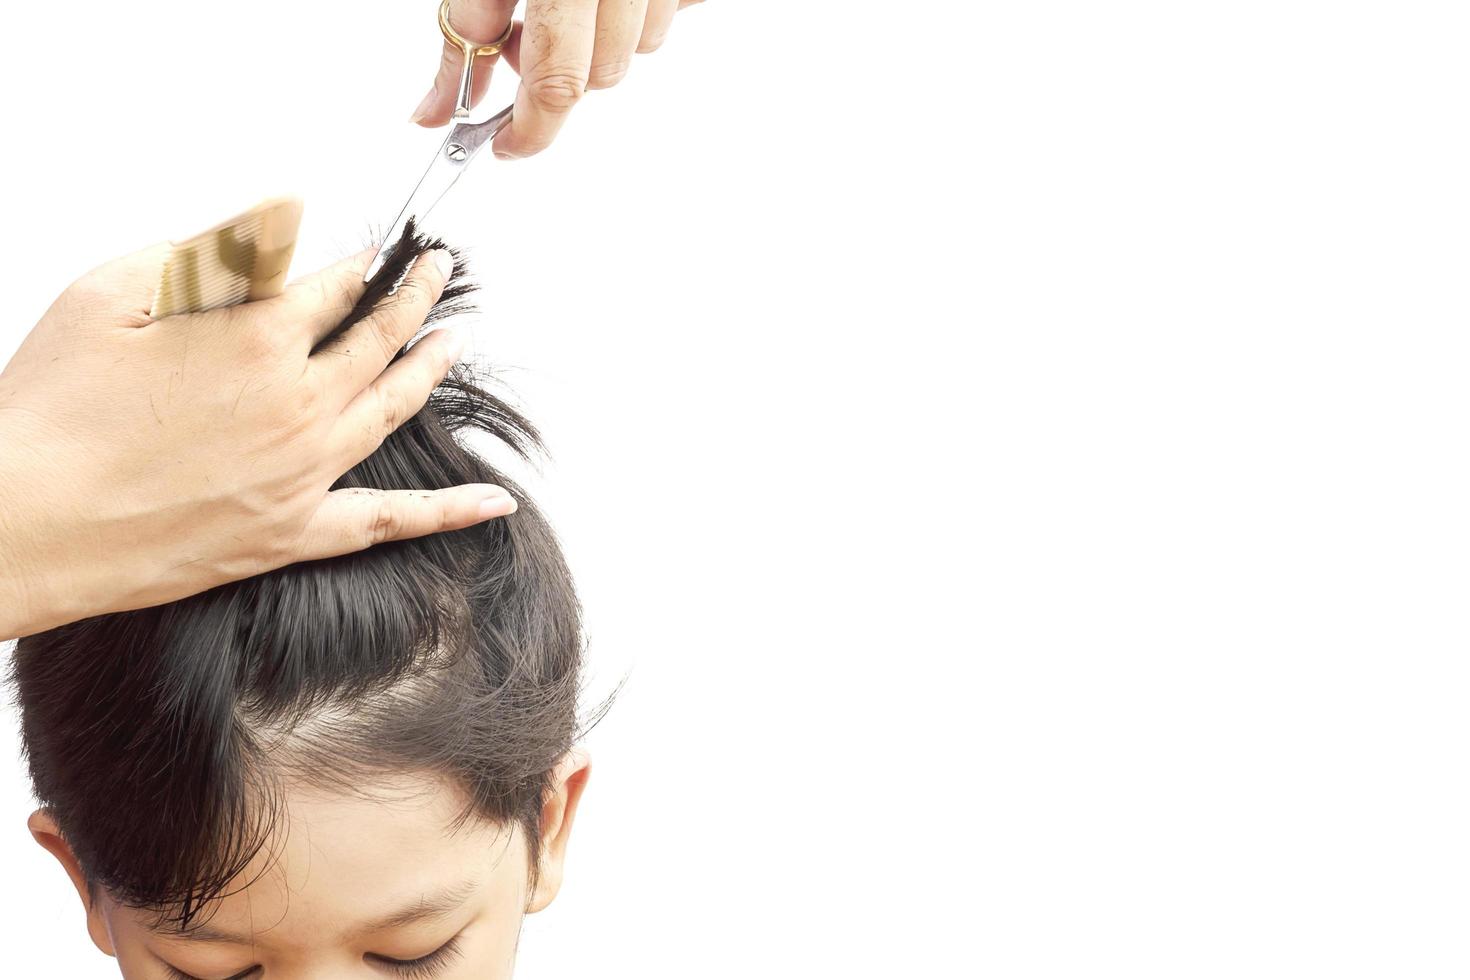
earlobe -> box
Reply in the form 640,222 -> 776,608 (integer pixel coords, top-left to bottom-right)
27,810 -> 117,957
526,749 -> 592,914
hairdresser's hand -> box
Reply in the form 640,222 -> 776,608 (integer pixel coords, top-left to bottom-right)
0,245 -> 514,639
411,0 -> 704,158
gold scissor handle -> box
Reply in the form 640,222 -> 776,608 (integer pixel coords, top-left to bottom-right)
439,0 -> 515,119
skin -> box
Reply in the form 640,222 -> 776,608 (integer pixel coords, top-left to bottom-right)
28,753 -> 590,980
1,4 -> 696,638
0,247 -> 516,640
412,0 -> 706,159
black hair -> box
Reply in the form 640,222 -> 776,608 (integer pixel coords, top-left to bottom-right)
8,228 -> 585,927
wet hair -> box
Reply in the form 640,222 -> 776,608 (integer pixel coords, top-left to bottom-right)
8,229 -> 585,926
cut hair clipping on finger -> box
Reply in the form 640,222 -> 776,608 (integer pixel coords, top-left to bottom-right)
310,218 -> 480,353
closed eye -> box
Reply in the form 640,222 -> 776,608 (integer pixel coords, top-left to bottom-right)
164,965 -> 260,980
162,933 -> 464,979
368,934 -> 465,978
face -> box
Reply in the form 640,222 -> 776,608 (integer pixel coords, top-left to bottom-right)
30,756 -> 590,980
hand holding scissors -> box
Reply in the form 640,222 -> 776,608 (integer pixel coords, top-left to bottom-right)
410,0 -> 706,160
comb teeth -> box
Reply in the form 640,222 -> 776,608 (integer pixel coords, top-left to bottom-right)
150,197 -> 304,318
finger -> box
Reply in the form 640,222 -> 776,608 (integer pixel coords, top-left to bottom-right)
501,19 -> 524,74
308,249 -> 454,403
297,484 -> 518,561
331,326 -> 465,468
412,0 -> 518,127
588,0 -> 650,90
269,247 -> 377,349
639,0 -> 680,53
492,0 -> 601,160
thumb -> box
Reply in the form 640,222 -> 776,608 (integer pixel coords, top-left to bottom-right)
297,484 -> 518,561
411,0 -> 518,126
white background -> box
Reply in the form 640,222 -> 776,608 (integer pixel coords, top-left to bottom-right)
2,0 -> 1468,976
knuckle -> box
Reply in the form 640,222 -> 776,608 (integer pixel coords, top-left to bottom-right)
292,371 -> 328,415
396,272 -> 438,309
374,277 -> 435,333
527,68 -> 588,112
637,32 -> 667,53
363,311 -> 415,362
361,417 -> 391,458
586,58 -> 630,90
438,44 -> 464,75
235,320 -> 285,361
352,268 -> 438,359
368,494 -> 403,545
376,383 -> 413,435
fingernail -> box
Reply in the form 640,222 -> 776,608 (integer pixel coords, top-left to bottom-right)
431,249 -> 454,281
494,149 -> 518,161
410,86 -> 437,124
479,492 -> 517,519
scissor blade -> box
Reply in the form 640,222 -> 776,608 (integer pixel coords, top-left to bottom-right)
363,104 -> 514,283
363,143 -> 463,283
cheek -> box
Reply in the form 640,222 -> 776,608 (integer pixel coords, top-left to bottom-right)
452,913 -> 525,980
100,915 -> 166,979
97,908 -> 233,980
452,871 -> 531,980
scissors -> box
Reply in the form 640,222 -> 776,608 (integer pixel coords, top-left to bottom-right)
365,0 -> 516,282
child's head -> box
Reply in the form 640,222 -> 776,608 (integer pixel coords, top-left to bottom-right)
9,240 -> 591,980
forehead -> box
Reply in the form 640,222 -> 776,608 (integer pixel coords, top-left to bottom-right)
144,773 -> 528,948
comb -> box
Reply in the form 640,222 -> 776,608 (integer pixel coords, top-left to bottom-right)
150,197 -> 304,317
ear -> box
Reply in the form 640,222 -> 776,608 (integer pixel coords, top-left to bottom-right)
525,748 -> 592,914
28,809 -> 116,956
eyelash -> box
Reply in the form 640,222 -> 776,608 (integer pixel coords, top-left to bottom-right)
373,936 -> 465,978
164,936 -> 463,980
165,967 -> 256,980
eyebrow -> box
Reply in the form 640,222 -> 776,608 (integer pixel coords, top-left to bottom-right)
167,879 -> 480,945
367,878 -> 480,931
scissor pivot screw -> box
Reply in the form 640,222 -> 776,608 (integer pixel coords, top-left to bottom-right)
445,143 -> 469,162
